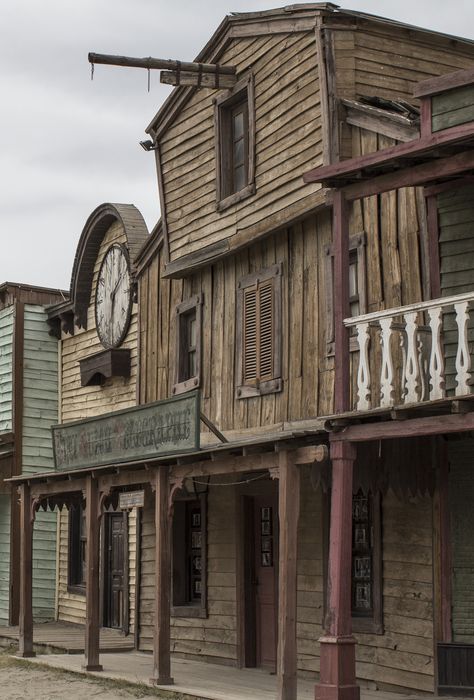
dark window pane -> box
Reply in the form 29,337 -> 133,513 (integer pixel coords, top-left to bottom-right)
233,110 -> 244,140
234,137 -> 244,167
234,164 -> 246,192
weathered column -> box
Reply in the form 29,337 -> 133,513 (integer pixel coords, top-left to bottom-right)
316,439 -> 359,700
18,483 -> 35,658
332,190 -> 350,415
151,466 -> 173,685
84,476 -> 102,672
277,450 -> 301,700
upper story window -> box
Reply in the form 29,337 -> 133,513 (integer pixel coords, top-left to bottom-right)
215,75 -> 255,211
236,264 -> 282,398
173,295 -> 203,396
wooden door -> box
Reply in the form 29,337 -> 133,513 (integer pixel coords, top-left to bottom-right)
103,512 -> 126,630
254,495 -> 278,670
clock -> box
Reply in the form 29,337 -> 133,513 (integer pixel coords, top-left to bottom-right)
95,244 -> 132,349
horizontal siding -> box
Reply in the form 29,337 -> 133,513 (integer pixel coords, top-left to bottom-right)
162,30 -> 322,262
0,495 -> 10,623
0,306 -> 14,432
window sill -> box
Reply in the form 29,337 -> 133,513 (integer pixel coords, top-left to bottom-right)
217,182 -> 255,212
172,605 -> 208,619
236,378 -> 282,399
173,376 -> 200,396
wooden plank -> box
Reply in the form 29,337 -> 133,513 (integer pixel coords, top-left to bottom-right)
18,482 -> 34,657
332,191 -> 350,413
84,476 -> 102,671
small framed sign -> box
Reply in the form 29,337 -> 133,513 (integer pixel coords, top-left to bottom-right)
119,490 -> 145,509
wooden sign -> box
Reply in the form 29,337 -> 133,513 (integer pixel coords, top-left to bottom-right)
52,392 -> 200,471
119,490 -> 145,509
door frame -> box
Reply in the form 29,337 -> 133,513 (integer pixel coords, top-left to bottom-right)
236,476 -> 279,669
101,510 -> 129,634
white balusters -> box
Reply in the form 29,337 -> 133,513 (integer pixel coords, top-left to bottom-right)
379,318 -> 395,407
356,321 -> 371,411
455,300 -> 472,396
403,311 -> 421,403
427,306 -> 445,400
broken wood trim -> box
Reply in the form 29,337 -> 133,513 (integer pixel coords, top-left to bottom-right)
88,53 -> 237,75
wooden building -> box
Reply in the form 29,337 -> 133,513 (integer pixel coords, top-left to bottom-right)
9,6 -> 474,700
0,282 -> 65,625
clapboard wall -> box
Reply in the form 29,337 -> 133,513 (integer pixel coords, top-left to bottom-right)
0,306 -> 14,432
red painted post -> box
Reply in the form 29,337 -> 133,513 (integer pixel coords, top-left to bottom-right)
316,439 -> 359,700
332,190 -> 350,414
18,483 -> 35,658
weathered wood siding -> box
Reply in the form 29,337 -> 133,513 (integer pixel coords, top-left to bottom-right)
0,495 -> 11,624
432,84 -> 474,132
58,219 -> 138,625
448,438 -> 474,643
23,304 -> 59,621
160,30 -> 322,262
0,306 -> 14,432
140,212 -> 334,426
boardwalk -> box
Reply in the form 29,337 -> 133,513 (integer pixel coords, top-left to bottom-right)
0,622 -> 134,654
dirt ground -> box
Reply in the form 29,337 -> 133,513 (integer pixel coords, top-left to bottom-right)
0,649 -> 193,700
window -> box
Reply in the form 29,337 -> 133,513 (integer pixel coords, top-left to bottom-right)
236,264 -> 282,398
173,295 -> 202,396
325,233 -> 367,355
172,495 -> 207,618
215,75 -> 255,211
351,490 -> 383,633
68,502 -> 86,593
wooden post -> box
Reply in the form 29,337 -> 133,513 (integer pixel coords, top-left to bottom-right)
332,190 -> 350,414
18,483 -> 35,658
277,451 -> 300,700
83,476 -> 102,672
316,439 -> 359,700
151,467 -> 173,685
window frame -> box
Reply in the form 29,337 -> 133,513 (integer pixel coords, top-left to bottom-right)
214,74 -> 256,212
68,501 -> 86,595
325,232 -> 367,356
173,294 -> 203,396
171,493 -> 208,619
236,263 -> 283,399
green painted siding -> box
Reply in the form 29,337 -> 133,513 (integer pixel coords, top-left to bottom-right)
0,495 -> 11,624
438,185 -> 474,394
432,84 -> 474,132
449,439 -> 474,643
0,306 -> 14,432
23,305 -> 59,621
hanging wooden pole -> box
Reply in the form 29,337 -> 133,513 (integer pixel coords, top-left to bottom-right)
88,53 -> 237,75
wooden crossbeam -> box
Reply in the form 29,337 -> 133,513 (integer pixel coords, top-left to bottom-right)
161,70 -> 236,89
88,53 -> 236,76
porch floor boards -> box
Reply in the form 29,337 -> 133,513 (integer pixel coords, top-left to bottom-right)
23,651 -> 435,700
0,621 -> 133,654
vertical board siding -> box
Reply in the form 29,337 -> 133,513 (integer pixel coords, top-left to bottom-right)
161,31 -> 322,262
58,220 -> 138,625
0,306 -> 14,432
448,439 -> 474,643
0,495 -> 11,624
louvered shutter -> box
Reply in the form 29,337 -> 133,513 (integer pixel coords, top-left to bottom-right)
242,279 -> 274,385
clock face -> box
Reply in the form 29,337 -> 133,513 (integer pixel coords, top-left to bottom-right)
95,244 -> 132,349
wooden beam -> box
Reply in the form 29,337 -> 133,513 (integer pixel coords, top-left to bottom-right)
316,440 -> 359,700
414,66 -> 474,99
277,451 -> 300,700
426,194 -> 441,299
303,121 -> 474,186
332,191 -> 350,413
160,70 -> 236,89
151,467 -> 173,685
18,483 -> 34,658
83,475 -> 102,672
30,478 -> 87,499
88,53 -> 236,75
334,411 -> 474,442
97,470 -> 151,492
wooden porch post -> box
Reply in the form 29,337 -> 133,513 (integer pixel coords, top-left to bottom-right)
316,439 -> 359,700
151,466 -> 173,685
332,189 -> 350,415
18,482 -> 35,658
277,450 -> 300,700
84,475 -> 102,672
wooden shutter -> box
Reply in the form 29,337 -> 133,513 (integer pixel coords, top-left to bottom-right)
242,279 -> 274,385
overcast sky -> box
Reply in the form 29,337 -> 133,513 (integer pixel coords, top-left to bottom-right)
1,1 -> 473,291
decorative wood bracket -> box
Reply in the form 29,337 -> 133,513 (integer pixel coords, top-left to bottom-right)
98,488 -> 111,521
269,467 -> 280,480
30,497 -> 41,524
79,348 -> 131,387
168,477 -> 185,518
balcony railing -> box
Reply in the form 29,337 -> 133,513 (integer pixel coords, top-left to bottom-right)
344,292 -> 474,411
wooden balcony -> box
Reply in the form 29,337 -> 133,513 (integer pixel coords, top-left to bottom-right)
345,291 -> 474,412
